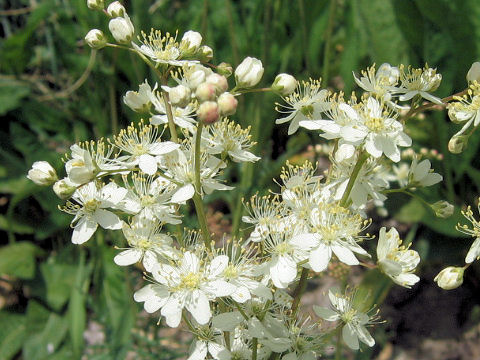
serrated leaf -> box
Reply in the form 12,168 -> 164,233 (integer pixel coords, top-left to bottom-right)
0,312 -> 27,360
0,242 -> 42,279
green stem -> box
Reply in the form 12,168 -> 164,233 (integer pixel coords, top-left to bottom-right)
161,89 -> 179,143
335,326 -> 343,360
322,0 -> 337,84
233,87 -> 272,95
298,0 -> 312,74
339,152 -> 369,207
290,268 -> 309,315
193,122 -> 212,248
252,338 -> 258,360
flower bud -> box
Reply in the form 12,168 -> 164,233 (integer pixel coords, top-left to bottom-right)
27,161 -> 58,186
198,45 -> 213,62
197,101 -> 219,124
87,0 -> 104,10
53,178 -> 77,200
431,200 -> 454,218
85,29 -> 107,49
181,30 -> 202,51
467,62 -> 480,83
123,81 -> 152,112
434,266 -> 464,290
235,57 -> 264,88
195,82 -> 217,102
108,15 -> 134,44
272,73 -> 297,96
106,1 -> 125,17
217,62 -> 233,78
217,92 -> 238,116
168,84 -> 191,108
448,135 -> 469,154
206,74 -> 228,94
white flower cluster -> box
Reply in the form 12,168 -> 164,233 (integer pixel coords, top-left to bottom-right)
28,1 -> 478,357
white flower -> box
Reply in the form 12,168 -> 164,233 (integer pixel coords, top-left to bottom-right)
134,251 -> 236,327
133,30 -> 199,67
434,266 -> 464,290
272,73 -> 297,96
398,64 -> 442,104
467,62 -> 480,83
188,338 -> 231,360
242,195 -> 286,243
61,182 -> 127,244
85,29 -> 107,49
108,14 -> 134,44
113,121 -> 180,175
376,227 -> 420,288
150,93 -> 198,132
181,30 -> 202,51
205,118 -> 260,163
447,82 -> 480,137
299,202 -> 370,272
457,202 -> 480,263
27,161 -> 58,186
235,57 -> 264,88
353,63 -> 400,103
173,64 -> 213,91
276,79 -> 329,135
313,289 -> 376,350
124,80 -> 154,112
408,157 -> 442,187
114,219 -> 177,270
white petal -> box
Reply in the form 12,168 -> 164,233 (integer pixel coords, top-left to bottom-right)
231,286 -> 251,303
114,249 -> 143,266
149,141 -> 181,155
313,305 -> 340,321
207,255 -> 229,278
309,244 -> 331,272
270,256 -> 297,288
212,311 -> 244,331
466,237 -> 480,263
342,324 -> 359,350
72,216 -> 98,244
186,290 -> 211,325
290,233 -> 319,250
139,154 -> 158,175
356,325 -> 375,347
187,341 -> 208,360
161,296 -> 183,328
203,280 -> 237,297
171,184 -> 195,203
208,342 -> 231,360
94,209 -> 122,230
332,245 -> 359,266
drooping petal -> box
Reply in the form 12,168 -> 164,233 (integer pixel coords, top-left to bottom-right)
171,184 -> 195,203
309,244 -> 331,272
72,216 -> 98,244
342,324 -> 360,350
208,342 -> 231,360
114,249 -> 143,266
313,305 -> 340,321
187,340 -> 208,360
332,245 -> 359,266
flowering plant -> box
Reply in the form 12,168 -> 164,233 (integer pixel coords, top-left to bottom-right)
26,1 -> 480,358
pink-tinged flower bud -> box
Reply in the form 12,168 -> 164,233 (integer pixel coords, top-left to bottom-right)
235,56 -> 264,88
197,101 -> 219,124
106,1 -> 125,17
53,178 -> 77,200
198,45 -> 213,62
217,92 -> 238,116
195,82 -> 217,102
206,74 -> 228,94
27,161 -> 58,186
169,84 -> 191,108
217,62 -> 233,77
467,62 -> 480,83
87,0 -> 104,10
108,15 -> 134,44
434,266 -> 464,290
85,29 -> 107,49
181,30 -> 202,51
272,73 -> 297,96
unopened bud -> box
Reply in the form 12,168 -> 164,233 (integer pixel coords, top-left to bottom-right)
108,15 -> 134,44
235,56 -> 264,88
87,0 -> 104,10
431,200 -> 454,218
168,85 -> 191,108
272,73 -> 297,96
53,178 -> 78,200
195,82 -> 217,102
217,62 -> 233,78
106,1 -> 125,17
197,101 -> 219,124
206,74 -> 228,94
467,62 -> 480,83
27,161 -> 58,186
123,81 -> 152,112
181,30 -> 202,52
217,92 -> 238,116
434,266 -> 464,290
198,45 -> 213,62
85,29 -> 107,49
448,135 -> 469,154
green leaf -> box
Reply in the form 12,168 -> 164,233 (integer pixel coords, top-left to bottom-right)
353,269 -> 392,313
40,261 -> 77,311
23,301 -> 68,360
0,312 -> 27,360
0,81 -> 31,115
0,242 -> 42,279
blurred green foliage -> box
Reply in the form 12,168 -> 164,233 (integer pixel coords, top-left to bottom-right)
1,0 -> 480,358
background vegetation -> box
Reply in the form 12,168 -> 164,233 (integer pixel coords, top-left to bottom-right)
1,0 -> 480,359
